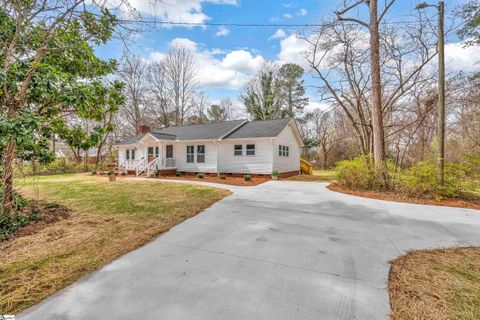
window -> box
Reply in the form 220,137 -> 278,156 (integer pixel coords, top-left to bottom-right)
234,144 -> 243,156
278,145 -> 289,157
186,146 -> 194,163
166,145 -> 173,158
126,149 -> 130,160
155,146 -> 159,157
131,149 -> 136,160
246,144 -> 255,156
148,147 -> 154,157
197,145 -> 205,163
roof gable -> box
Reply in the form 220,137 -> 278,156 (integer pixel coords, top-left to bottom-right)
223,118 -> 292,140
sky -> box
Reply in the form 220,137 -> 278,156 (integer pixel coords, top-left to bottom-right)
95,0 -> 479,112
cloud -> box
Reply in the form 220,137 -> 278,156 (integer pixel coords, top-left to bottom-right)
282,2 -> 294,8
269,29 -> 287,41
298,8 -> 308,16
149,38 -> 265,89
444,42 -> 480,73
169,37 -> 198,51
215,26 -> 230,37
278,34 -> 311,69
119,0 -> 238,28
283,13 -> 293,19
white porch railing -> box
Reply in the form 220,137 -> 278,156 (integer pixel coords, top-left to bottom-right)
134,158 -> 147,176
163,158 -> 177,168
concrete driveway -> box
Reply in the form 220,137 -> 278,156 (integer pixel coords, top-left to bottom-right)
20,180 -> 480,320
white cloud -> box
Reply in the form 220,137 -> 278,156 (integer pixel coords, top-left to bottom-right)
119,0 -> 238,28
298,8 -> 308,16
215,26 -> 230,37
283,13 -> 293,19
278,34 -> 311,69
150,38 -> 265,89
282,2 -> 294,8
269,29 -> 287,41
444,42 -> 480,73
169,38 -> 198,51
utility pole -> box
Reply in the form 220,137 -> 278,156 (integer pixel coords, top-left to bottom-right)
416,1 -> 446,185
437,1 -> 445,186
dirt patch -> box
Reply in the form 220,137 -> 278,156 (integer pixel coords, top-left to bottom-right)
389,247 -> 480,320
6,202 -> 71,240
328,183 -> 480,210
150,175 -> 269,186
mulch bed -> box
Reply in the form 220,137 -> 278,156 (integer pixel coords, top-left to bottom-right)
328,183 -> 480,211
389,247 -> 480,320
151,175 -> 270,186
8,201 -> 71,240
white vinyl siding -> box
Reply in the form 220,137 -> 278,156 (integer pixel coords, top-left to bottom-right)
273,124 -> 301,173
218,140 -> 273,174
176,141 -> 217,173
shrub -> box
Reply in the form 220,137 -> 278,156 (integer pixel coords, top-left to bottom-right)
244,174 -> 252,181
219,174 -> 226,179
196,173 -> 205,179
0,191 -> 40,240
399,161 -> 477,199
271,171 -> 279,179
335,156 -> 382,190
176,172 -> 182,177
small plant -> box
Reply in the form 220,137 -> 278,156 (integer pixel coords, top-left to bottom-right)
196,172 -> 205,179
271,171 -> 279,180
219,173 -> 226,180
244,174 -> 252,181
154,170 -> 160,177
176,172 -> 182,177
91,171 -> 97,175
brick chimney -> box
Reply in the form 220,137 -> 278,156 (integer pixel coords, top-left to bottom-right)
138,124 -> 151,134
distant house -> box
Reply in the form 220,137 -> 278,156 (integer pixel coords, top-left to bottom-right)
115,118 -> 303,177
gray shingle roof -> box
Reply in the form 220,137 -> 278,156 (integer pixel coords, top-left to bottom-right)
153,119 -> 246,140
115,118 -> 293,145
115,133 -> 146,146
224,118 -> 292,139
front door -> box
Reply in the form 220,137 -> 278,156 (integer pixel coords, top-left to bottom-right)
147,146 -> 159,162
166,145 -> 173,159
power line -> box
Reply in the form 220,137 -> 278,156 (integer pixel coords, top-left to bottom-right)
116,19 -> 429,28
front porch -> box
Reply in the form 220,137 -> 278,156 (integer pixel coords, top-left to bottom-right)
117,134 -> 178,176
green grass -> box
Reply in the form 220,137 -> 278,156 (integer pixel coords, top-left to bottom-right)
1,174 -> 230,314
286,170 -> 335,182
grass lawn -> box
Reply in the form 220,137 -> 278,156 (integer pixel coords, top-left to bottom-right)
0,174 -> 230,314
389,247 -> 480,320
286,170 -> 335,182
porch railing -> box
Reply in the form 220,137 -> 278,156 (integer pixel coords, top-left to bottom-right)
134,158 -> 147,176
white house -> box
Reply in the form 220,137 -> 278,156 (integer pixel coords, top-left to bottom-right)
115,118 -> 303,177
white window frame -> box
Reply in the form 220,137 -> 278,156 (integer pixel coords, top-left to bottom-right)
186,145 -> 194,163
197,145 -> 205,163
234,144 -> 243,156
246,144 -> 255,156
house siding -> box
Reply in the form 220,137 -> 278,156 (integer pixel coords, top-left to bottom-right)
273,124 -> 301,173
176,141 -> 218,173
217,139 -> 273,174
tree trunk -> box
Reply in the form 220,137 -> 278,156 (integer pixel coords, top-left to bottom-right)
368,0 -> 388,183
2,140 -> 16,214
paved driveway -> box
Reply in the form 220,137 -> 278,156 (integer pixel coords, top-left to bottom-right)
20,180 -> 480,320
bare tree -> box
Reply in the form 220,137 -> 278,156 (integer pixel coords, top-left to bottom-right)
148,60 -> 173,128
163,46 -> 198,125
117,53 -> 149,134
305,7 -> 437,171
312,109 -> 337,169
